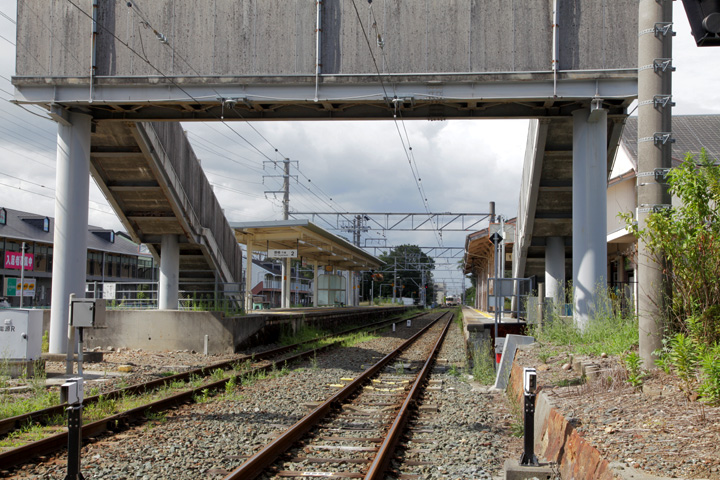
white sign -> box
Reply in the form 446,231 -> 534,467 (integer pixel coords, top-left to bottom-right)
103,283 -> 117,300
268,249 -> 297,258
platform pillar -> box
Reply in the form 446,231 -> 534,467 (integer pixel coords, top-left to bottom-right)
572,108 -> 608,330
282,258 -> 291,308
545,236 -> 566,303
158,234 -> 180,310
49,112 -> 91,354
312,260 -> 319,307
245,239 -> 254,312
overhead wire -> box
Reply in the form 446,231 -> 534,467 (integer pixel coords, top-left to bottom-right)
123,1 -> 347,220
350,0 -> 443,247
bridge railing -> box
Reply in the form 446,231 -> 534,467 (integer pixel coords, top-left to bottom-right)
140,122 -> 243,284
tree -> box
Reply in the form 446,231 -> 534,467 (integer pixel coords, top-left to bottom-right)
373,245 -> 435,302
626,150 -> 720,346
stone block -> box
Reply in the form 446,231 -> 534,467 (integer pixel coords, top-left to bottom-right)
504,458 -> 553,480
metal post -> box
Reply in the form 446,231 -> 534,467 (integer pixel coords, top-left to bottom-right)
65,405 -> 84,480
393,258 -> 397,304
519,393 -> 538,466
20,242 -> 26,308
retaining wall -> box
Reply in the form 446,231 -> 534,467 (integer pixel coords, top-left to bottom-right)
42,307 -> 414,355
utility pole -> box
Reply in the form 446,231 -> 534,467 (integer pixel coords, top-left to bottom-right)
637,0 -> 673,366
264,158 -> 297,308
393,258 -> 397,304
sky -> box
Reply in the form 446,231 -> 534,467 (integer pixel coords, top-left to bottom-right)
1,2 -> 719,295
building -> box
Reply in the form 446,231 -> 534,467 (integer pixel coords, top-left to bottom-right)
0,207 -> 156,307
248,259 -> 313,308
606,114 -> 720,313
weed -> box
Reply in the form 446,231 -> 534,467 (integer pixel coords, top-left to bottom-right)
159,371 -> 179,378
471,340 -> 496,385
145,410 -> 167,423
668,333 -> 700,397
623,351 -> 647,388
507,393 -> 524,438
698,343 -> 720,406
310,352 -> 318,371
211,368 -> 225,382
447,364 -> 461,377
394,361 -> 404,375
225,375 -> 237,394
193,388 -> 211,403
41,331 -> 49,354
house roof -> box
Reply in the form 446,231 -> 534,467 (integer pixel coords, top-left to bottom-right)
0,207 -> 149,257
621,115 -> 720,167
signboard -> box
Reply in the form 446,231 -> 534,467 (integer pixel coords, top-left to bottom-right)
4,277 -> 36,297
103,283 -> 117,300
268,249 -> 297,258
4,252 -> 34,271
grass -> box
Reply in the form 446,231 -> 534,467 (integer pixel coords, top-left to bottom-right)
527,299 -> 638,356
0,390 -> 60,421
471,339 -> 496,385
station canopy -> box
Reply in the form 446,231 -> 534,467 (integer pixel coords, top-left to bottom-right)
231,219 -> 382,272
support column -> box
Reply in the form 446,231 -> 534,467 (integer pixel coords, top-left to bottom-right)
158,234 -> 179,310
245,239 -> 254,312
638,0 -> 672,366
49,112 -> 91,354
572,108 -> 608,330
283,258 -> 292,308
312,261 -> 319,307
545,236 -> 566,303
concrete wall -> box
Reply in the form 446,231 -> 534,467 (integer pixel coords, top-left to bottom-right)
42,307 -> 414,354
17,0 -> 638,78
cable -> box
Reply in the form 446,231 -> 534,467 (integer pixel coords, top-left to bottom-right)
0,180 -> 116,216
350,0 -> 443,247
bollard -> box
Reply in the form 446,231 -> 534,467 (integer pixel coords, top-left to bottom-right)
519,368 -> 539,466
62,377 -> 85,479
392,323 -> 396,332
204,335 -> 209,356
406,319 -> 411,327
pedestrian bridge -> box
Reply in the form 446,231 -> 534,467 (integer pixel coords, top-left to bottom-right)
12,0 -> 638,353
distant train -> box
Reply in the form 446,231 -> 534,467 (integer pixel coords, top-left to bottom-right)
444,296 -> 459,307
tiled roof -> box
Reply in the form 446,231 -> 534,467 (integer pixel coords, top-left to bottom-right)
0,207 -> 148,256
621,115 -> 720,166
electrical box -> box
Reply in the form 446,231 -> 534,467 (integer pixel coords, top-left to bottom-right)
70,299 -> 106,328
61,377 -> 84,405
523,367 -> 537,394
0,309 -> 43,360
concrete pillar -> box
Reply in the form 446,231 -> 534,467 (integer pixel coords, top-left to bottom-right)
545,236 -> 566,303
572,108 -> 608,330
245,239 -> 254,312
638,0 -> 672,366
158,234 -> 180,310
49,112 -> 91,354
312,261 -> 319,307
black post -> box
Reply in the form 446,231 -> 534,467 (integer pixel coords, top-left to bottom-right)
519,392 -> 538,466
65,405 -> 85,479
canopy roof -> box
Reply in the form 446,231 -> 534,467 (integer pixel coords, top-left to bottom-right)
231,219 -> 382,272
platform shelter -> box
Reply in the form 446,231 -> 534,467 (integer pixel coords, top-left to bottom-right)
231,220 -> 382,311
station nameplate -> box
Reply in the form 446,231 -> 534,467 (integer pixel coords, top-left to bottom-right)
268,249 -> 298,258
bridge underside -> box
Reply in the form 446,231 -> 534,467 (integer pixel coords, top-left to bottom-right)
15,74 -> 634,122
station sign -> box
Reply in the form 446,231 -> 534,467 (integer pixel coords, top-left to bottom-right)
4,252 -> 34,270
4,277 -> 36,297
268,249 -> 297,258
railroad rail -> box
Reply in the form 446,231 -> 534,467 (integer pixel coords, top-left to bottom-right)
223,311 -> 453,479
0,310 -> 426,470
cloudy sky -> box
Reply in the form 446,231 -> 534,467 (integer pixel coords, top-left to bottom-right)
1,2 -> 719,294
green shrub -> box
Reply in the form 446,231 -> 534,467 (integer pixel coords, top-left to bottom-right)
623,351 -> 646,388
698,343 -> 720,405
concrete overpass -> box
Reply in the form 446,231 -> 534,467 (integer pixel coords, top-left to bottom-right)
12,0 -> 638,352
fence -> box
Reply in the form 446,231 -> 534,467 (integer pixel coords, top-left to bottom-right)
86,281 -> 243,312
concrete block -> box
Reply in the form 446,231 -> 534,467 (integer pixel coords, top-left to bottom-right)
494,334 -> 535,390
504,459 -> 553,480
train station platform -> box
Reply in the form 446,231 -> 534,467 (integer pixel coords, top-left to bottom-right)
461,306 -> 526,350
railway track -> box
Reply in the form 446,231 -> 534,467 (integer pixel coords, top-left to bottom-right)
0,310 -> 427,471
223,311 -> 453,480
